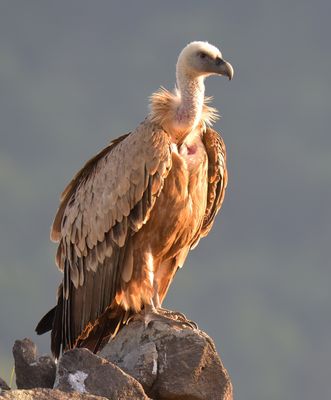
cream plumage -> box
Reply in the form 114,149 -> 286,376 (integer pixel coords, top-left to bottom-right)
36,41 -> 233,357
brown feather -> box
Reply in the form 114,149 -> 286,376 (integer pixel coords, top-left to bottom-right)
200,127 -> 228,237
46,121 -> 172,356
51,133 -> 130,242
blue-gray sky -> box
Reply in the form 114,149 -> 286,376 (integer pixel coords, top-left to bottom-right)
0,1 -> 330,399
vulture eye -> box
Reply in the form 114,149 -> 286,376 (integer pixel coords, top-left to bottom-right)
199,52 -> 207,59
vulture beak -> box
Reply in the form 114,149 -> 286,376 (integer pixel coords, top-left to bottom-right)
215,57 -> 234,80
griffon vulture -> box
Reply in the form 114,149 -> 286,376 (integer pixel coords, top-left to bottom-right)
36,41 -> 234,358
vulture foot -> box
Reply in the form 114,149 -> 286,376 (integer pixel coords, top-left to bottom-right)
127,306 -> 198,330
157,307 -> 199,329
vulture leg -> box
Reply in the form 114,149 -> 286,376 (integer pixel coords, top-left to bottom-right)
153,273 -> 198,328
138,271 -> 199,328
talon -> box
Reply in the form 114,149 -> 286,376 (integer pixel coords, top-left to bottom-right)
149,308 -> 197,330
125,306 -> 198,331
186,319 -> 199,329
156,308 -> 198,328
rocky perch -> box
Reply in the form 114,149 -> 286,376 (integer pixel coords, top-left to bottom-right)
1,320 -> 233,400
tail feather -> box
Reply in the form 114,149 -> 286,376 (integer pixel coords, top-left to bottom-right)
35,285 -> 64,359
51,290 -> 64,359
35,306 -> 56,335
36,288 -> 130,358
74,307 -> 130,354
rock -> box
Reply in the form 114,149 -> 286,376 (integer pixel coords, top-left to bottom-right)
54,348 -> 150,400
0,377 -> 10,391
99,319 -> 233,400
12,338 -> 56,389
0,388 -> 107,399
11,318 -> 232,399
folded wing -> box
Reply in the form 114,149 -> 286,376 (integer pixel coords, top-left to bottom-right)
49,122 -> 172,356
201,127 -> 228,238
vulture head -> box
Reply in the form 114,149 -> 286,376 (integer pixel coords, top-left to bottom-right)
176,41 -> 234,81
150,41 -> 233,139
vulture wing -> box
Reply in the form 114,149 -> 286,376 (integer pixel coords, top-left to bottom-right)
48,121 -> 172,356
200,126 -> 228,238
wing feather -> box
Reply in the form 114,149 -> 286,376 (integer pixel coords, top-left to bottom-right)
200,127 -> 228,237
52,121 -> 172,354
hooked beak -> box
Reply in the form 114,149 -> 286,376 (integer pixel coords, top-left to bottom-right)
215,57 -> 234,80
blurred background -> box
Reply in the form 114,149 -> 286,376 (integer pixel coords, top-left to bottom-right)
1,1 -> 330,399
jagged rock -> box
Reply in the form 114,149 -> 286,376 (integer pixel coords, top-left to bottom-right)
11,318 -> 232,399
99,319 -> 233,400
104,340 -> 158,390
54,348 -> 150,400
0,377 -> 10,392
0,388 -> 107,399
12,338 -> 56,389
